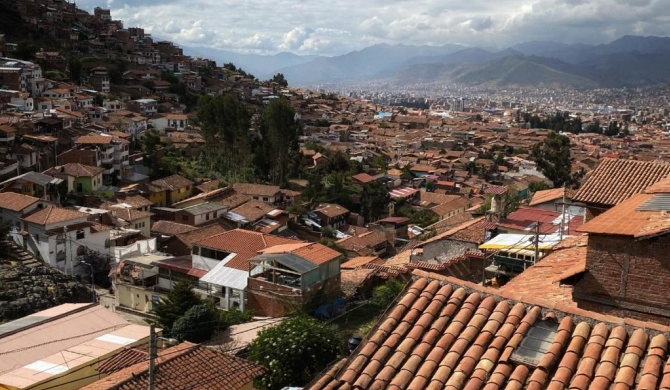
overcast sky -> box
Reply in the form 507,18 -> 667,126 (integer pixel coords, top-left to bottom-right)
76,0 -> 670,56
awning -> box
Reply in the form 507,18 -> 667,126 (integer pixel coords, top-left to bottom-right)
479,233 -> 564,251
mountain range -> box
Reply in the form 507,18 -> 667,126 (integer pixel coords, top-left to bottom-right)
187,35 -> 670,88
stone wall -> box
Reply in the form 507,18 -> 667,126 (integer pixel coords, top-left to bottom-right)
0,262 -> 90,321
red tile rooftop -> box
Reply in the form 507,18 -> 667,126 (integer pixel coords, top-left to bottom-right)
308,272 -> 670,390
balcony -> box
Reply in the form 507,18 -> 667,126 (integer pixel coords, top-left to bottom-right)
101,154 -> 113,164
0,160 -> 18,177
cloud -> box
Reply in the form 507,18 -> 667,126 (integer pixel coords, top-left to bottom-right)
98,0 -> 670,56
279,27 -> 315,51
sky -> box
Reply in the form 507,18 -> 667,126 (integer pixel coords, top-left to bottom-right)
75,0 -> 670,56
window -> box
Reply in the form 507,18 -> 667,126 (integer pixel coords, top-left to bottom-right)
511,319 -> 559,367
213,212 -> 217,218
263,197 -> 269,202
206,213 -> 210,221
76,230 -> 85,239
34,233 -> 39,242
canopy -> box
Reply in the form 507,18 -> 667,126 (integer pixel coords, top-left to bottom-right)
479,233 -> 565,251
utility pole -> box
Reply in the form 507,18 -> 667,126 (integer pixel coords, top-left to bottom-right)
559,184 -> 567,240
148,324 -> 156,390
534,221 -> 540,264
80,261 -> 96,303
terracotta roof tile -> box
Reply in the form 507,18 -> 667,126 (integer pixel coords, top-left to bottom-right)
578,193 -> 670,238
82,342 -> 265,390
0,192 -> 39,212
46,163 -> 104,177
307,273 -> 670,390
232,182 -> 280,197
528,187 -> 574,207
195,229 -> 299,270
150,174 -> 193,191
151,220 -> 198,236
260,242 -> 342,265
498,235 -> 587,308
22,206 -> 87,225
573,158 -> 670,206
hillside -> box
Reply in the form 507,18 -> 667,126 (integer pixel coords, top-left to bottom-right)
389,55 -> 598,88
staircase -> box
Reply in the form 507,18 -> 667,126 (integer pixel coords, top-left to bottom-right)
5,240 -> 42,268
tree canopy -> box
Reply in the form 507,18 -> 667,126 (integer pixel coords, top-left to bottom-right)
154,281 -> 202,335
249,316 -> 341,390
530,132 -> 577,188
271,73 -> 288,87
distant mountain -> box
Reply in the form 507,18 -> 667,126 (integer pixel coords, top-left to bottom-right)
512,35 -> 670,64
390,55 -> 598,88
184,35 -> 670,88
277,43 -> 466,83
182,46 -> 320,80
403,47 -> 521,67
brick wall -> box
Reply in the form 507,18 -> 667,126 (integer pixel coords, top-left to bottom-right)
247,275 -> 341,317
574,234 -> 670,319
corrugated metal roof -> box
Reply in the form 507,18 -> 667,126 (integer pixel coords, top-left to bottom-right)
200,256 -> 249,290
251,253 -> 318,274
637,193 -> 670,211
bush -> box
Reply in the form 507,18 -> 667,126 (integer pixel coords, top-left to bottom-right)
170,304 -> 218,343
249,316 -> 341,390
371,278 -> 406,309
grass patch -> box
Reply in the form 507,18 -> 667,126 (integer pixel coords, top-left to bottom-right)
330,303 -> 383,340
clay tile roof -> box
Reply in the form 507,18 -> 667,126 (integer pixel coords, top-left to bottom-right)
174,224 -> 228,246
82,342 -> 265,390
419,217 -> 488,247
337,231 -> 387,252
151,220 -> 198,236
47,163 -> 104,177
119,195 -> 153,208
307,272 -> 670,390
261,242 -> 342,265
352,172 -> 376,183
314,203 -> 350,218
528,187 -> 575,206
22,206 -> 87,225
0,192 -> 39,212
195,229 -> 299,271
498,235 -> 587,307
150,174 -> 194,191
229,199 -> 275,221
341,256 -> 384,269
573,158 -> 670,206
578,193 -> 670,238
75,135 -> 114,144
232,182 -> 280,197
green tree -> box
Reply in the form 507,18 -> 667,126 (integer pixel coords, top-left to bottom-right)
604,121 -> 619,137
170,304 -> 219,342
584,120 -> 601,134
360,180 -> 390,222
257,98 -> 301,185
154,281 -> 202,335
371,278 -> 406,308
93,94 -> 104,106
249,316 -> 341,390
197,93 -> 253,181
271,73 -> 288,87
530,132 -> 574,188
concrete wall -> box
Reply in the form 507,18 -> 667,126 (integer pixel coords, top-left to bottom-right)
421,238 -> 478,262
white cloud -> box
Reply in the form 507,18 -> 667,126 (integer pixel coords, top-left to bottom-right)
94,0 -> 670,56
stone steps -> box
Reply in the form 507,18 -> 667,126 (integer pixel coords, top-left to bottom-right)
4,241 -> 43,268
